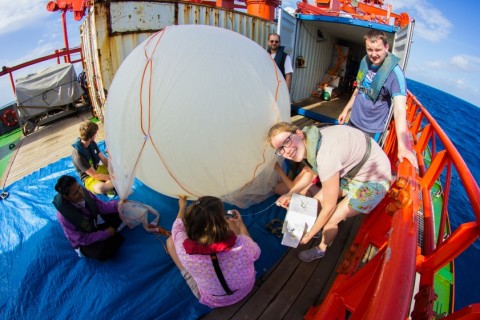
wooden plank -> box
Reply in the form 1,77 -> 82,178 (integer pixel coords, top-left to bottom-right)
2,110 -> 103,187
201,244 -> 307,320
230,243 -> 316,320
259,244 -> 321,319
284,216 -> 362,318
202,217 -> 363,320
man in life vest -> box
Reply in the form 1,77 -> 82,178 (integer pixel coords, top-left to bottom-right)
71,120 -> 116,196
53,175 -> 124,260
267,33 -> 293,92
338,30 -> 416,167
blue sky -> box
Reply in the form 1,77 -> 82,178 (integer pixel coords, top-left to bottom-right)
1,0 -> 479,108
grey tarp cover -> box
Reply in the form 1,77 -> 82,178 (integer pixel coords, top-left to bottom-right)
15,63 -> 83,117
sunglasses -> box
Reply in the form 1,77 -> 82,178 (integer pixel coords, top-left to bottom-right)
269,40 -> 279,43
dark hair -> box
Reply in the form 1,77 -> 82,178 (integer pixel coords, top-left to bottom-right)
184,196 -> 231,245
268,33 -> 281,42
364,29 -> 388,46
55,175 -> 78,196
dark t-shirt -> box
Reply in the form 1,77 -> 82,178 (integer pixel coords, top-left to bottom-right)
72,142 -> 101,181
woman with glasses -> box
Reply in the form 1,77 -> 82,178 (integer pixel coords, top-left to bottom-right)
267,122 -> 392,262
166,196 -> 260,308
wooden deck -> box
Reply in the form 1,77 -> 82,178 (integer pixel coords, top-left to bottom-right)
0,109 -> 104,188
2,97 -> 357,319
202,215 -> 362,319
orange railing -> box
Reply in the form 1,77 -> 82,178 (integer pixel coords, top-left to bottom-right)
306,91 -> 480,319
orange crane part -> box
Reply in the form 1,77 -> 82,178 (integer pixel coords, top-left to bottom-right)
297,0 -> 409,28
46,0 -> 91,21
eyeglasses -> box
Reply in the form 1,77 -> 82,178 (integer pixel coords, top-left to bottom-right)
269,40 -> 279,43
275,133 -> 294,156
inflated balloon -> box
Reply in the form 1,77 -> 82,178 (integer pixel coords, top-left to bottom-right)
105,25 -> 290,207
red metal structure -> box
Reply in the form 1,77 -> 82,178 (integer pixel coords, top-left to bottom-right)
46,0 -> 91,63
305,92 -> 480,319
297,0 -> 410,28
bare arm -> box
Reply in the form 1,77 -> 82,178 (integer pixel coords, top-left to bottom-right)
177,196 -> 188,219
285,73 -> 292,91
338,88 -> 358,124
98,152 -> 109,168
226,210 -> 252,238
276,168 -> 317,208
85,167 -> 111,182
392,95 -> 417,168
300,172 -> 339,244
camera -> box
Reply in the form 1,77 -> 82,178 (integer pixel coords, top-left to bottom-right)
225,210 -> 238,219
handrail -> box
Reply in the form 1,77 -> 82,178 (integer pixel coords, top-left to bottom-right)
0,47 -> 82,97
408,92 -> 480,319
306,91 -> 480,319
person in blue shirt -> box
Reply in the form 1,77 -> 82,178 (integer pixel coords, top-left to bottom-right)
338,29 -> 416,167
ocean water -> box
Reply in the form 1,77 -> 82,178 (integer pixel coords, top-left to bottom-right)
407,79 -> 480,311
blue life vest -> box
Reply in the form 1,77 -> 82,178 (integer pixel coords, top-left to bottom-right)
72,138 -> 101,169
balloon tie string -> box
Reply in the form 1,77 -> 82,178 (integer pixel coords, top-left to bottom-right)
240,200 -> 280,217
140,29 -> 165,136
135,29 -> 197,196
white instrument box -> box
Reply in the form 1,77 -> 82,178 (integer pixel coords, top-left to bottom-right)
281,193 -> 318,248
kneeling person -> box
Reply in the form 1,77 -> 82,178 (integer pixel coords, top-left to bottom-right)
268,123 -> 392,262
53,175 -> 124,261
72,120 -> 115,196
167,196 -> 261,308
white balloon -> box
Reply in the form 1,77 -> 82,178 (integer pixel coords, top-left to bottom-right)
105,25 -> 290,207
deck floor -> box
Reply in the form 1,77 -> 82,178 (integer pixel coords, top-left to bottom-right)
0,109 -> 104,188
202,215 -> 362,319
1,97 -> 356,319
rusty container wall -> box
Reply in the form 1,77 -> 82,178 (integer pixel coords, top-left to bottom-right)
80,0 -> 277,121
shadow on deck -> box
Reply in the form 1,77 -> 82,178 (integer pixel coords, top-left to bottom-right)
202,215 -> 362,319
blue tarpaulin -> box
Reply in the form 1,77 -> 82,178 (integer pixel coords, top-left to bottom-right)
0,142 -> 287,319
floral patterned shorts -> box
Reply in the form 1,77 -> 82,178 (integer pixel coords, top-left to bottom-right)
340,178 -> 391,214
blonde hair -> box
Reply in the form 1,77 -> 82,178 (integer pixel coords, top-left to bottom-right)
266,122 -> 298,147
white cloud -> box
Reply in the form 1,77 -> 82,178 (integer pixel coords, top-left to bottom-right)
0,0 -> 50,35
282,0 -> 297,9
450,55 -> 480,72
454,79 -> 465,87
425,60 -> 444,69
386,0 -> 452,42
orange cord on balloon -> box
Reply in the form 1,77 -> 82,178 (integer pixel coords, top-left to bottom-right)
139,28 -> 200,197
239,55 -> 283,192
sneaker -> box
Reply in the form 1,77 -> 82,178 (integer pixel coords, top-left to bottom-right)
298,247 -> 325,262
